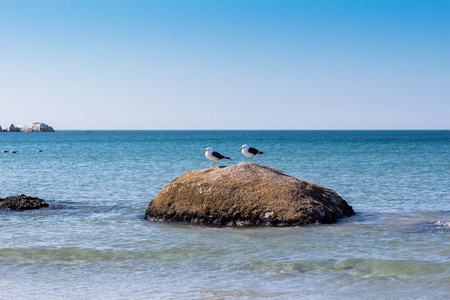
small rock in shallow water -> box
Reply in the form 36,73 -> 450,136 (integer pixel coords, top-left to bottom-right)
0,194 -> 49,210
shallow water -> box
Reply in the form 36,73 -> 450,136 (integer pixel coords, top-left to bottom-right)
1,131 -> 449,299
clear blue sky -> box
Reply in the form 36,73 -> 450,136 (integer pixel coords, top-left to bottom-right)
1,0 -> 449,129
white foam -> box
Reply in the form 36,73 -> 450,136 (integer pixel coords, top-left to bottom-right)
430,220 -> 450,227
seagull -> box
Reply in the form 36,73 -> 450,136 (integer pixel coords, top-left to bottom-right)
204,147 -> 231,167
240,144 -> 264,162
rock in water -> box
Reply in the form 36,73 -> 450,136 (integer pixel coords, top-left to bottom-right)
145,163 -> 355,226
30,122 -> 55,132
0,122 -> 55,132
4,123 -> 20,132
0,194 -> 49,210
17,125 -> 33,132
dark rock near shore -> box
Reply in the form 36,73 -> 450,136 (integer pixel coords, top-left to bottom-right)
145,163 -> 355,227
0,194 -> 49,210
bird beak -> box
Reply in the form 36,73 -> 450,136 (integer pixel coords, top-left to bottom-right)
203,149 -> 207,152
239,147 -> 243,150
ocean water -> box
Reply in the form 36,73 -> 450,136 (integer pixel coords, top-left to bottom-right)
0,130 -> 449,299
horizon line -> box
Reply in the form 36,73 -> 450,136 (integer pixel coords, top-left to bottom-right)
48,128 -> 450,131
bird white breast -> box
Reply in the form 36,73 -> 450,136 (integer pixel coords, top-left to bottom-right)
241,148 -> 255,157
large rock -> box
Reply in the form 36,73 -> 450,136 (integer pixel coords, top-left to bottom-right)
4,123 -> 20,132
0,194 -> 49,210
17,125 -> 33,132
145,163 -> 355,226
30,122 -> 55,132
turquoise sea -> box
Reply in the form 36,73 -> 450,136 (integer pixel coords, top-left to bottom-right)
0,130 -> 449,299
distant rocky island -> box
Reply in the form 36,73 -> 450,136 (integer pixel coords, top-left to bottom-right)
0,122 -> 55,132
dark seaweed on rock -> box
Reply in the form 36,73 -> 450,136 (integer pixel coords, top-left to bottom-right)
145,163 -> 355,227
0,194 -> 49,210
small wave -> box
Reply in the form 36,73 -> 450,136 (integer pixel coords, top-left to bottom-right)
430,221 -> 450,227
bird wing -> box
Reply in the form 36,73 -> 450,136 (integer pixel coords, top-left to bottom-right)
248,147 -> 261,155
212,151 -> 226,159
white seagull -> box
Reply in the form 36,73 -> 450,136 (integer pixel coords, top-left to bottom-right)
204,147 -> 231,167
240,144 -> 264,162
